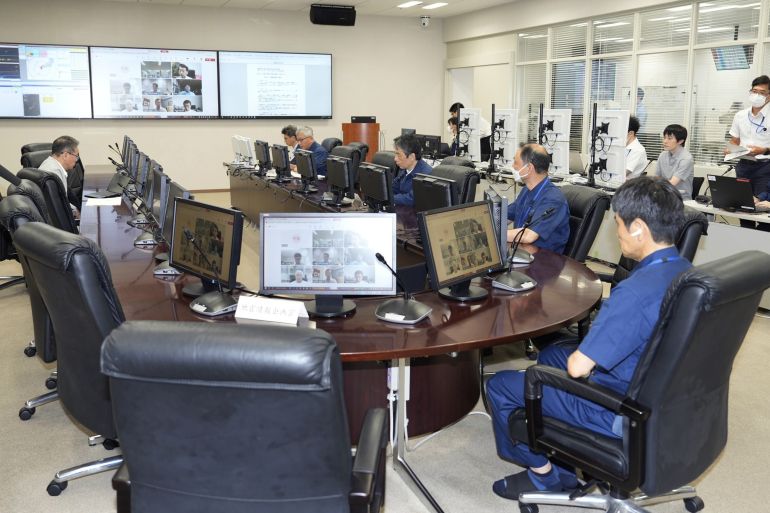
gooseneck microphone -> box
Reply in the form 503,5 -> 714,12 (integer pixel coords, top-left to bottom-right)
494,206 -> 556,293
374,252 -> 432,325
507,207 -> 555,270
108,156 -> 128,172
0,163 -> 22,187
182,228 -> 238,316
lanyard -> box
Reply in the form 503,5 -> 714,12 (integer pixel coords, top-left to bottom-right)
748,111 -> 767,134
637,254 -> 683,271
520,179 -> 549,227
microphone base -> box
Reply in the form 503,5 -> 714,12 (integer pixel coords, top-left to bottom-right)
189,291 -> 237,317
492,271 -> 537,292
375,298 -> 432,324
438,283 -> 488,302
510,248 -> 534,265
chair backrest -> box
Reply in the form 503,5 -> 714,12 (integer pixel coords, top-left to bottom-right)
430,164 -> 480,204
20,142 -> 52,155
692,176 -> 704,197
348,141 -> 369,163
322,137 -> 343,153
0,196 -> 56,362
627,251 -> 770,496
101,321 -> 352,513
20,150 -> 50,169
440,156 -> 475,169
7,177 -> 52,225
611,206 -> 708,286
561,184 -> 611,262
372,151 -> 399,177
13,222 -> 124,438
16,167 -> 77,233
331,144 -> 362,182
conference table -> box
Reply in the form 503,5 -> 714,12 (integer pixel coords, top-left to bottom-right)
81,165 -> 603,513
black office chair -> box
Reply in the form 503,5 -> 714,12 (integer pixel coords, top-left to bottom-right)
431,164 -> 481,204
348,141 -> 369,163
0,193 -> 26,292
21,147 -> 84,211
440,156 -> 475,169
561,185 -> 611,263
331,144 -> 363,183
508,250 -> 770,513
0,195 -> 60,414
601,206 -> 708,288
16,167 -> 78,233
20,142 -> 52,154
372,151 -> 399,177
12,222 -> 124,495
322,137 -> 343,153
7,176 -> 52,225
103,321 -> 387,513
692,176 -> 704,197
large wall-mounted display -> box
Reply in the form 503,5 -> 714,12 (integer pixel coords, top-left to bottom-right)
0,43 -> 92,119
90,46 -> 220,119
219,51 -> 332,119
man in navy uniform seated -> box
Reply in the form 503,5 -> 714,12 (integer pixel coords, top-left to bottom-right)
488,176 -> 692,500
392,133 -> 432,207
295,126 -> 328,177
506,143 -> 570,253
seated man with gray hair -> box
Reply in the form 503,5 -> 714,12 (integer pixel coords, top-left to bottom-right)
295,125 -> 328,176
38,135 -> 81,217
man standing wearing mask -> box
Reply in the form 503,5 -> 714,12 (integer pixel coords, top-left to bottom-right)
506,144 -> 570,253
726,75 -> 770,230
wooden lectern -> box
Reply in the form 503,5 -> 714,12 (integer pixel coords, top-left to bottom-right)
342,122 -> 379,162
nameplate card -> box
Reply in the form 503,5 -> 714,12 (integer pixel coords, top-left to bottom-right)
235,295 -> 309,326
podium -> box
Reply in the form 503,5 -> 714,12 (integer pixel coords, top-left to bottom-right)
342,122 -> 379,162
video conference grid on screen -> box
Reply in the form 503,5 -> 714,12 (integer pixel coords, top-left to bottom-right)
172,201 -> 236,281
90,47 -> 220,119
424,204 -> 501,285
261,214 -> 395,294
0,44 -> 92,118
219,51 -> 331,118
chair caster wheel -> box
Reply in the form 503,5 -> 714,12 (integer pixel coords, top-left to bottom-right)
47,480 -> 67,496
103,439 -> 120,450
19,406 -> 36,421
24,346 -> 37,357
519,504 -> 538,513
684,496 -> 704,512
45,377 -> 58,390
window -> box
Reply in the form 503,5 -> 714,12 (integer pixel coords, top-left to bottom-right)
696,0 -> 760,45
639,5 -> 692,50
552,61 -> 586,151
592,15 -> 634,55
637,52 -> 689,156
516,63 -> 547,144
552,23 -> 587,59
517,29 -> 548,62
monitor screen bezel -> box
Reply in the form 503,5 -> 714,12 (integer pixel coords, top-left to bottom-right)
294,148 -> 317,181
418,200 -> 504,291
413,174 -> 459,213
358,162 -> 393,210
326,155 -> 355,198
258,212 -> 398,297
161,182 -> 192,244
270,144 -> 291,174
169,197 -> 243,290
150,167 -> 170,229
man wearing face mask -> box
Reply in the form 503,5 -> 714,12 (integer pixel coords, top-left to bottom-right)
505,144 -> 570,253
727,75 -> 770,230
487,176 -> 691,501
625,116 -> 647,178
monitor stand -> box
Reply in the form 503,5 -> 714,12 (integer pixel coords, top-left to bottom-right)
306,295 -> 356,318
297,181 -> 319,194
492,270 -> 537,292
438,280 -> 488,302
183,278 -> 228,298
273,170 -> 292,184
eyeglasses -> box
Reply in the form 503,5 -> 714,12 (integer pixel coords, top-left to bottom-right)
66,151 -> 80,159
750,88 -> 770,96
296,136 -> 309,143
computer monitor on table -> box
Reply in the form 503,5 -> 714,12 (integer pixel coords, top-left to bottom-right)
413,174 -> 459,213
484,187 -> 509,264
153,182 -> 193,263
254,140 -> 271,175
270,144 -> 292,183
133,167 -> 169,247
169,198 -> 243,316
416,134 -> 442,159
259,212 -> 397,318
294,149 -> 319,194
326,155 -> 356,207
358,162 -> 394,213
419,201 -> 503,302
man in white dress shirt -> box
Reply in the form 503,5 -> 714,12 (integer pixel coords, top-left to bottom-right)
625,116 -> 648,179
38,135 -> 80,217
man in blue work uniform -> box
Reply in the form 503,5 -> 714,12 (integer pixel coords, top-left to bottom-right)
506,144 -> 570,253
392,133 -> 432,206
295,126 -> 328,176
487,176 -> 692,500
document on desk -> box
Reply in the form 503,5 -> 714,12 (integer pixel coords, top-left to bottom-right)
84,197 -> 122,207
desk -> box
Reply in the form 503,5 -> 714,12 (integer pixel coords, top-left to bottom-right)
84,168 -> 602,512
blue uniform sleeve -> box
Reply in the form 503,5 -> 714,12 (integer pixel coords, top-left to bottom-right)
530,194 -> 570,253
313,145 -> 329,176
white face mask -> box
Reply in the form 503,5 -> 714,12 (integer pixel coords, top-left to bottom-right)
749,92 -> 767,109
511,163 -> 530,183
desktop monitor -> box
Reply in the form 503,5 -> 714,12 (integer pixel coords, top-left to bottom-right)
259,212 -> 397,318
492,108 -> 518,167
150,166 -> 170,229
401,128 -> 416,136
541,108 -> 572,175
294,149 -> 319,194
121,136 -> 132,164
358,162 -> 393,213
416,134 -> 441,159
483,187 -> 509,264
418,201 -> 503,302
169,198 -> 243,316
126,146 -> 139,181
326,155 -> 355,207
254,140 -> 271,174
270,144 -> 292,183
590,109 -> 629,188
161,182 -> 193,246
139,156 -> 156,208
136,153 -> 152,199
413,174 -> 459,213
231,135 -> 254,164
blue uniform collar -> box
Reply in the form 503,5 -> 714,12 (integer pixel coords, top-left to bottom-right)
634,246 -> 680,271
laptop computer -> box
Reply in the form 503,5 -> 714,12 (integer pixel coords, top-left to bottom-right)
708,175 -> 770,213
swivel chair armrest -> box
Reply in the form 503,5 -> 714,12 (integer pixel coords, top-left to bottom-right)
524,365 -> 649,421
350,408 -> 388,510
112,462 -> 131,513
596,271 -> 614,284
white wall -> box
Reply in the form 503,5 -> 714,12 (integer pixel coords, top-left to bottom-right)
0,0 -> 446,191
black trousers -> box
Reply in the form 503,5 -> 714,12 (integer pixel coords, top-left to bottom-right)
735,160 -> 770,231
